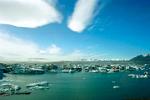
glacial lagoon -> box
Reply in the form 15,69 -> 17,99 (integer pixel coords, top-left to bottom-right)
1,72 -> 150,100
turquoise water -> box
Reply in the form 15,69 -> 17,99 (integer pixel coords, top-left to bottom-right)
1,72 -> 150,100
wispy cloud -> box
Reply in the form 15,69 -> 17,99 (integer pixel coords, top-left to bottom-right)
0,32 -> 40,60
0,31 -> 87,62
39,44 -> 61,55
68,0 -> 99,32
0,0 -> 62,28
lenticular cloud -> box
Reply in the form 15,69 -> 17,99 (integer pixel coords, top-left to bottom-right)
68,0 -> 98,32
0,0 -> 62,28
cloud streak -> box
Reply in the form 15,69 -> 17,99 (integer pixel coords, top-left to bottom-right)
0,31 -> 86,62
0,0 -> 62,28
68,0 -> 99,32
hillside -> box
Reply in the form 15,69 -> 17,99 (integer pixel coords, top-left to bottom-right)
130,54 -> 150,64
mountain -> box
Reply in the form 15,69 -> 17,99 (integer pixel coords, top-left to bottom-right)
130,54 -> 150,64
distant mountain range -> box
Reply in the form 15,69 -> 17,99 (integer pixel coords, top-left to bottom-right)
130,54 -> 150,64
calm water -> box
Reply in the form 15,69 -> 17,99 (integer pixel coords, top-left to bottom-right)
1,72 -> 150,100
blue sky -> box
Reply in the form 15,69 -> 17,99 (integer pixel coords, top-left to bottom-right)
0,0 -> 149,61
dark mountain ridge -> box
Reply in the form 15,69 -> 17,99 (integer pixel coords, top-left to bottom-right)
130,54 -> 150,64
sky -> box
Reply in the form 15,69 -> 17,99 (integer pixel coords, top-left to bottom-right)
0,0 -> 149,62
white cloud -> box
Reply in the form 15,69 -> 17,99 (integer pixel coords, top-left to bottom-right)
68,0 -> 99,32
63,50 -> 84,61
0,32 -> 86,62
0,0 -> 62,28
47,44 -> 61,55
0,32 -> 40,59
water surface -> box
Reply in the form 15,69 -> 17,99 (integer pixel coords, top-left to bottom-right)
1,72 -> 150,100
